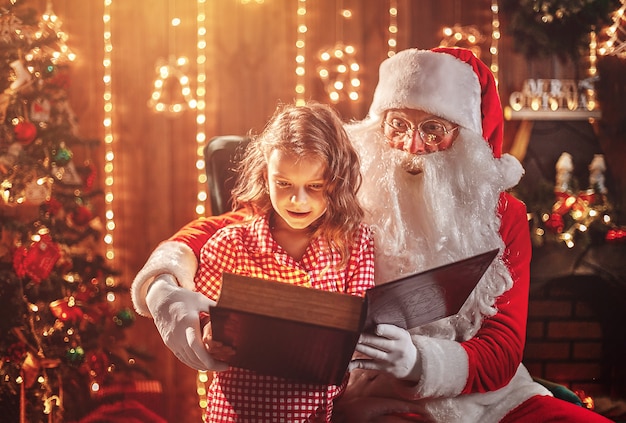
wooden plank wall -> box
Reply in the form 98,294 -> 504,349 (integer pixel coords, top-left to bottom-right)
21,1 -> 596,421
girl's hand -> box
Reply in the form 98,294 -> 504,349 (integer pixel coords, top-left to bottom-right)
200,313 -> 235,367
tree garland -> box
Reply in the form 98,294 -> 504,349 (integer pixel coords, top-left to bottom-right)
501,0 -> 622,62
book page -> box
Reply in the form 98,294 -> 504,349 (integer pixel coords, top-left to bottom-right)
363,249 -> 498,332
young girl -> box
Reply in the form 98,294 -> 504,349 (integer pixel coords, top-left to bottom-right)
194,102 -> 375,422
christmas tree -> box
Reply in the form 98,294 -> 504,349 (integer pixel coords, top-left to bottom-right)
501,0 -> 622,64
0,3 -> 147,422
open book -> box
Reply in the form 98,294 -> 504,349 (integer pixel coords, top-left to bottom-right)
209,249 -> 498,385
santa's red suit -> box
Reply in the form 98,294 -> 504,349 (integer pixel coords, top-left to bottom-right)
131,48 -> 610,422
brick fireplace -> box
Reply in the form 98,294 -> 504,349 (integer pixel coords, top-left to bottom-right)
523,243 -> 626,403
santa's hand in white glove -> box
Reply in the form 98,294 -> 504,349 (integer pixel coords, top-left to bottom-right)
349,324 -> 421,381
146,274 -> 228,371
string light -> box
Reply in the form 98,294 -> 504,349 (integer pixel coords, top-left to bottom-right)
149,5 -> 195,114
195,0 -> 208,218
317,44 -> 360,103
388,0 -> 398,57
316,4 -> 360,103
102,0 -> 115,265
490,0 -> 500,87
196,0 -> 210,412
197,368 -> 210,412
597,0 -> 626,57
440,25 -> 485,58
589,30 -> 597,77
295,0 -> 307,105
148,55 -> 195,114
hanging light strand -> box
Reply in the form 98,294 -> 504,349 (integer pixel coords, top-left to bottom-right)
295,0 -> 307,105
102,0 -> 116,266
589,29 -> 598,77
196,0 -> 210,408
195,0 -> 208,218
490,0 -> 500,87
388,0 -> 398,57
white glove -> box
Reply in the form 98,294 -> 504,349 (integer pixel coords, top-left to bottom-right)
145,274 -> 228,371
349,324 -> 421,381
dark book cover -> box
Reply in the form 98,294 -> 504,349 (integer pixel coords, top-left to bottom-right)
209,248 -> 498,385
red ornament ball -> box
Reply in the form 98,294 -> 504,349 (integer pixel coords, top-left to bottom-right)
13,121 -> 37,145
6,341 -> 28,362
70,205 -> 93,226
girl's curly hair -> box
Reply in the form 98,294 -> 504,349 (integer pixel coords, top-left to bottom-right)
231,101 -> 364,268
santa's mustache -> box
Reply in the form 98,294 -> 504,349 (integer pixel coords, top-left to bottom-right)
401,154 -> 425,175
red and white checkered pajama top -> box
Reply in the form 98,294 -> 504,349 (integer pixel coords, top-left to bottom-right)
194,215 -> 375,422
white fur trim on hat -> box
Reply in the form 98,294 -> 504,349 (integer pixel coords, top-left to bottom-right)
369,49 -> 482,134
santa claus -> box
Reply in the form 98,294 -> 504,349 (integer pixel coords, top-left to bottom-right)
131,47 -> 611,422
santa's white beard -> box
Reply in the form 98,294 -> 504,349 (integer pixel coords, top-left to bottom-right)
347,119 -> 520,340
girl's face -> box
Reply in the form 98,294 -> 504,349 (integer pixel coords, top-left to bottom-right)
266,149 -> 328,231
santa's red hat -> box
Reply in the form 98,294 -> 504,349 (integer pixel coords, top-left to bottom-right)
368,47 -> 503,158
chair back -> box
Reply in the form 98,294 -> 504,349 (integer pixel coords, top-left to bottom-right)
203,135 -> 250,215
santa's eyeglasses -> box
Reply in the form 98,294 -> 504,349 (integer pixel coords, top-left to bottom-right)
382,116 -> 459,146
